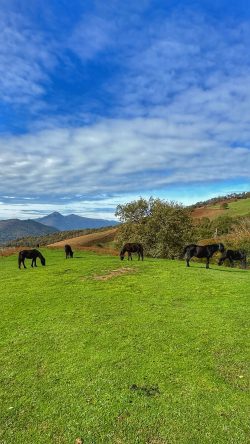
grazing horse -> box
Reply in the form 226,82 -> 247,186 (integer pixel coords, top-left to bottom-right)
183,243 -> 225,269
18,249 -> 46,269
65,244 -> 73,259
120,243 -> 144,261
218,249 -> 247,268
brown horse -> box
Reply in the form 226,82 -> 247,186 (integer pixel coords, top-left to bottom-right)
120,243 -> 144,261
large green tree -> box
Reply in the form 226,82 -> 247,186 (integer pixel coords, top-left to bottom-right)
115,197 -> 194,258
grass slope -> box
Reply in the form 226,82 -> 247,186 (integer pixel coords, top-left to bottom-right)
222,198 -> 250,217
192,197 -> 250,219
0,250 -> 249,444
48,228 -> 117,249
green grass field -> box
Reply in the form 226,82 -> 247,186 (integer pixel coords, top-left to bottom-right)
209,198 -> 250,218
0,250 -> 249,444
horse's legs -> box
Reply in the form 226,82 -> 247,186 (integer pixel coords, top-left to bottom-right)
34,258 -> 37,267
206,257 -> 210,269
186,255 -> 190,267
229,258 -> 234,267
31,259 -> 34,268
23,259 -> 26,269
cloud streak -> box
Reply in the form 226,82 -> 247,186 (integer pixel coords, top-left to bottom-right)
0,116 -> 249,198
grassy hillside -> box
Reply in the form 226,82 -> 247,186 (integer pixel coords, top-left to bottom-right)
192,197 -> 250,219
48,227 -> 118,254
0,250 -> 249,443
221,197 -> 250,217
5,225 -> 118,248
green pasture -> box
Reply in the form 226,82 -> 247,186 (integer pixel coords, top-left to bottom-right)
210,197 -> 250,217
0,249 -> 249,443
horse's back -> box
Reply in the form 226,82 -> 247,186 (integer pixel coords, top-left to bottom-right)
123,242 -> 139,251
19,249 -> 38,258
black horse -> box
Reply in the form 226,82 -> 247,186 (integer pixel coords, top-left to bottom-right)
65,244 -> 73,259
183,243 -> 225,269
218,249 -> 247,268
18,249 -> 46,269
120,243 -> 144,261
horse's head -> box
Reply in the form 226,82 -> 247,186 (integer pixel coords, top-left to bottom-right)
41,257 -> 46,266
218,243 -> 225,253
70,251 -> 74,258
120,251 -> 125,261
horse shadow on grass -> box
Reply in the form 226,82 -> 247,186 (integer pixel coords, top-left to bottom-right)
211,267 -> 248,273
189,266 -> 248,273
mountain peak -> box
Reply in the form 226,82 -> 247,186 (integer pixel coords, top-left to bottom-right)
50,211 -> 62,216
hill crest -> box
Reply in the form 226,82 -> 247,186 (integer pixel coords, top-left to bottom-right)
35,212 -> 118,231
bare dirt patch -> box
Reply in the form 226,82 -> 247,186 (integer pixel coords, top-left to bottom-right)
192,206 -> 224,219
94,267 -> 136,281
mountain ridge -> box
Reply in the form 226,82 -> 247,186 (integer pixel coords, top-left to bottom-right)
35,212 -> 118,231
0,219 -> 58,244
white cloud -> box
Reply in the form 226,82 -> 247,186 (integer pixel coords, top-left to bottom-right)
0,116 -> 249,201
0,11 -> 57,105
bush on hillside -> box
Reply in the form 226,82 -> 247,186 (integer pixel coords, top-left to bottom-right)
227,218 -> 250,256
195,215 -> 240,240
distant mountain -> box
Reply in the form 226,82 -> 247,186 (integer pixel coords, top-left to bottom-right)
0,219 -> 58,244
35,212 -> 118,231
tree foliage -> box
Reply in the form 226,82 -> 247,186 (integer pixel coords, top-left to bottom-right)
194,215 -> 235,239
115,198 -> 194,258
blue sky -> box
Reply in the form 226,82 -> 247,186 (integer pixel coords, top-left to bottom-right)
0,0 -> 249,219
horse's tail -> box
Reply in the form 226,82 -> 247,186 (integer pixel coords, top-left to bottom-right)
18,252 -> 22,268
242,252 -> 247,268
182,246 -> 188,258
140,245 -> 144,260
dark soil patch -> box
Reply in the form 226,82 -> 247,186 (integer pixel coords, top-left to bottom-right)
130,384 -> 160,397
